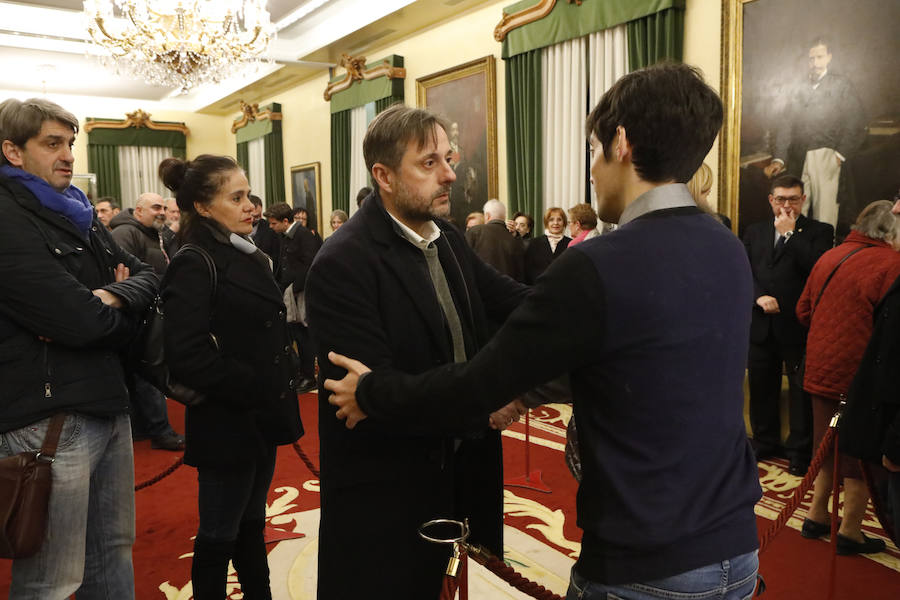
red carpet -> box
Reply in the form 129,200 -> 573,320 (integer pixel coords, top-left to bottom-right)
2,398 -> 899,598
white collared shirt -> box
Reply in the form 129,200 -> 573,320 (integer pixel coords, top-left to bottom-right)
387,211 -> 441,249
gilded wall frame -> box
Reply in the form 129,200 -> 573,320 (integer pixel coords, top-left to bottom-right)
721,0 -> 900,237
291,162 -> 323,236
416,56 -> 498,227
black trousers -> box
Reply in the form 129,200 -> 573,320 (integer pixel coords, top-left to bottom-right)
748,337 -> 812,458
289,323 -> 316,379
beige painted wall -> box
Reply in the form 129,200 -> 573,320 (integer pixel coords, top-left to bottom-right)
70,110 -> 232,203
684,0 -> 724,213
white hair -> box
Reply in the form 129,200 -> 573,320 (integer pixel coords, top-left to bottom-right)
482,199 -> 506,221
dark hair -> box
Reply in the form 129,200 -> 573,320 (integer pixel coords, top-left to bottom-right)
770,174 -> 804,194
356,186 -> 372,207
585,62 -> 722,184
159,154 -> 241,241
0,98 -> 79,166
809,36 -> 831,54
95,196 -> 120,209
513,211 -> 534,232
263,202 -> 293,222
569,204 -> 598,230
363,105 -> 450,174
292,206 -> 308,218
249,194 -> 262,207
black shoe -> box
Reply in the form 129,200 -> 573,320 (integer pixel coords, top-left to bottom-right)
294,377 -> 316,394
836,533 -> 886,555
801,518 -> 831,539
151,432 -> 185,451
788,457 -> 810,477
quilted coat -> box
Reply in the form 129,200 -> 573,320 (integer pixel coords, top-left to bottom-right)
796,230 -> 900,399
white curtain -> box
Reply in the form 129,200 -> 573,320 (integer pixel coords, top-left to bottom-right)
542,36 -> 588,216
348,104 -> 368,216
588,25 -> 629,116
540,25 -> 628,220
117,146 -> 172,209
247,137 -> 266,203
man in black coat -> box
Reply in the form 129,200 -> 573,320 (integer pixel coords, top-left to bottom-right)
743,174 -> 833,474
266,201 -> 321,392
250,194 -> 279,267
305,105 -> 529,599
465,198 -> 525,281
0,97 -> 157,598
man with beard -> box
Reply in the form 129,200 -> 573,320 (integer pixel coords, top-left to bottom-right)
111,191 -> 185,450
763,37 -> 866,231
305,104 -> 529,599
324,64 -> 764,599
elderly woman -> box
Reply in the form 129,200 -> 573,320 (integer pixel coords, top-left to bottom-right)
567,203 -> 600,246
523,207 -> 570,284
797,200 -> 900,555
330,209 -> 348,232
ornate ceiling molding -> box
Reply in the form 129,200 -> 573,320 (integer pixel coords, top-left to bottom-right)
231,101 -> 283,133
323,54 -> 407,101
494,0 -> 582,42
84,109 -> 190,135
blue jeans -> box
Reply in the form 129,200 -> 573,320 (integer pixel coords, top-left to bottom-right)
566,551 -> 759,600
0,413 -> 135,600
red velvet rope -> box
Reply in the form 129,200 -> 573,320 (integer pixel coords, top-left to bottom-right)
439,573 -> 460,600
134,456 -> 185,491
292,441 -> 321,479
758,427 -> 836,555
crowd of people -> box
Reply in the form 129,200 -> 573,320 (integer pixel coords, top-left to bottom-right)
0,59 -> 898,600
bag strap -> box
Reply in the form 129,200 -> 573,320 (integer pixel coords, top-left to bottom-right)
168,244 -> 217,306
38,413 -> 67,461
811,244 -> 874,315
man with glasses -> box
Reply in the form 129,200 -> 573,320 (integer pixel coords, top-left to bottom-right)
743,174 -> 834,475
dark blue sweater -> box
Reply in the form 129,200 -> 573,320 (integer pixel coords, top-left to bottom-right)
358,205 -> 762,583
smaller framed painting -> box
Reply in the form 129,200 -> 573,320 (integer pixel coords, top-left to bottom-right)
291,162 -> 323,235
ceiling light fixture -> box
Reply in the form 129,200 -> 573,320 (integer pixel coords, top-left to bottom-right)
83,0 -> 275,94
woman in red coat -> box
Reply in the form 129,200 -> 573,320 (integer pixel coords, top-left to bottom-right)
796,199 -> 900,555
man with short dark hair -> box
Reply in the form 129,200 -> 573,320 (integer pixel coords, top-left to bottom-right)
249,194 -> 279,264
306,104 -> 529,599
325,63 -> 764,599
95,196 -> 120,229
0,97 -> 156,598
763,37 -> 866,230
743,174 -> 833,474
265,201 -> 321,392
110,191 -> 185,451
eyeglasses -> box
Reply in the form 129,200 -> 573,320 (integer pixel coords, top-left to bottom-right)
772,195 -> 804,205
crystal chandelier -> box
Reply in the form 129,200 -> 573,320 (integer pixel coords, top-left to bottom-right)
83,0 -> 275,94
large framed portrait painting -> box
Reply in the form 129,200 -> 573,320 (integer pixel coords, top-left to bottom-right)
416,56 -> 498,228
721,0 -> 900,239
291,162 -> 322,235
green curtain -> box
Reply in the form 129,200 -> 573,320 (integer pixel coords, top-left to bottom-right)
264,130 -> 285,205
375,96 -> 403,114
330,110 -> 351,213
505,49 -> 542,219
236,142 -> 249,173
87,144 -> 121,201
627,7 -> 685,70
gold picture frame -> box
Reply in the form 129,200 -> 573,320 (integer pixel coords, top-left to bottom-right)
416,56 -> 498,227
721,0 -> 899,237
290,162 -> 323,236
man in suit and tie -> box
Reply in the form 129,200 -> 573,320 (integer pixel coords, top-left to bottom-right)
743,174 -> 834,474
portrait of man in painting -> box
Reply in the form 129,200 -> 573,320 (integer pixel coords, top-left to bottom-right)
291,163 -> 321,233
735,0 -> 900,239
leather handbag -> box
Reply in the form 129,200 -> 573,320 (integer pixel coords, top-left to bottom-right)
0,413 -> 66,558
135,244 -> 216,407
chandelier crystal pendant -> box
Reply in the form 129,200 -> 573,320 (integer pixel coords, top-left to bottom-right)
83,0 -> 275,94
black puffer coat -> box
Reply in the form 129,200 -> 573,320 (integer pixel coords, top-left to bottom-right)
0,176 -> 158,432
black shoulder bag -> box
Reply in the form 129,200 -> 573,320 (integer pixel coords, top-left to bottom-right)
134,244 -> 217,406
